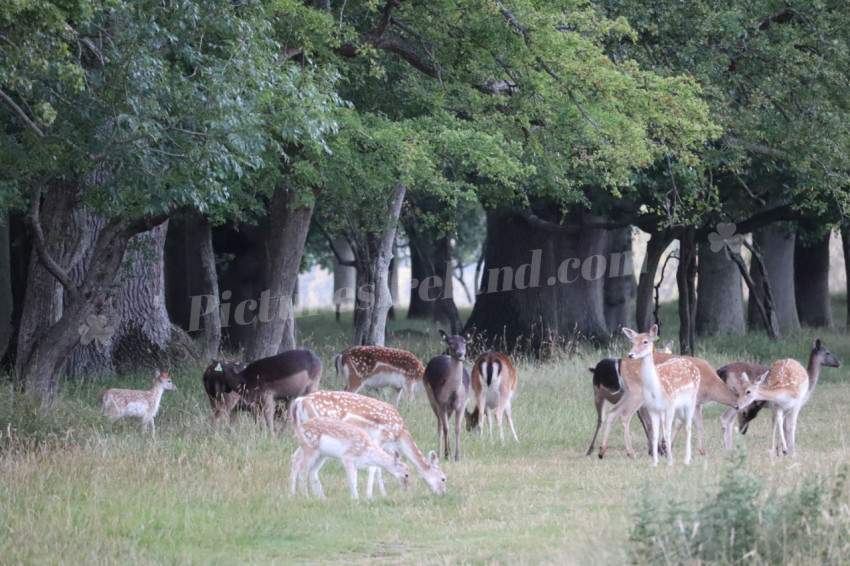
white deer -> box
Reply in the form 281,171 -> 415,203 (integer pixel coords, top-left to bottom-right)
99,369 -> 178,435
335,345 -> 425,405
622,326 -> 701,467
733,358 -> 810,456
291,390 -> 446,496
290,417 -> 410,500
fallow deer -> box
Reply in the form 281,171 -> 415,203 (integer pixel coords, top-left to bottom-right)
211,349 -> 322,433
620,326 -> 701,466
424,329 -> 472,461
718,339 -> 841,437
336,345 -> 425,405
99,369 -> 177,435
464,350 -> 519,443
290,417 -> 410,500
732,358 -> 810,456
291,390 -> 447,496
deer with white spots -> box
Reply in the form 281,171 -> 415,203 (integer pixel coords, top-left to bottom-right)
621,326 -> 701,467
464,351 -> 519,443
99,369 -> 177,435
290,417 -> 410,500
291,390 -> 446,496
732,357 -> 813,457
336,345 -> 425,405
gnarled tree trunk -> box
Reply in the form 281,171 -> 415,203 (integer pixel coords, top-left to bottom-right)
748,224 -> 798,334
795,231 -> 832,328
695,244 -> 746,336
603,227 -> 635,333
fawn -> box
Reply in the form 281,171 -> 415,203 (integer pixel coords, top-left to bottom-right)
99,369 -> 177,435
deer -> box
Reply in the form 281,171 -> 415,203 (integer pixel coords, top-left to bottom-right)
291,390 -> 447,496
718,339 -> 841,437
598,346 -> 738,460
99,369 -> 178,436
615,326 -> 701,466
209,349 -> 322,433
290,417 -> 410,500
424,329 -> 472,462
464,350 -> 519,443
732,359 -> 810,456
335,345 -> 425,405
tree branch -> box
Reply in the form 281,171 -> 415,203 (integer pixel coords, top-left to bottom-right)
28,185 -> 82,302
0,88 -> 45,138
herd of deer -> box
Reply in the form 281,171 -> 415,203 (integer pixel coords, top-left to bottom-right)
97,325 -> 841,498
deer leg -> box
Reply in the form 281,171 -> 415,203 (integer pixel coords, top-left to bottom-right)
649,411 -> 661,467
684,403 -> 696,465
785,405 -> 801,457
586,395 -> 605,456
366,467 -> 386,498
495,409 -> 505,444
720,406 -> 738,449
290,447 -> 304,495
504,402 -> 519,443
599,392 -> 641,459
308,456 -> 327,498
635,406 -> 658,456
453,409 -> 463,461
393,387 -> 404,407
486,409 -> 494,439
343,461 -> 360,500
692,404 -> 706,456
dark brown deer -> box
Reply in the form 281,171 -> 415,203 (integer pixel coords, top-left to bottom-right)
718,338 -> 841,437
210,349 -> 323,432
424,329 -> 472,461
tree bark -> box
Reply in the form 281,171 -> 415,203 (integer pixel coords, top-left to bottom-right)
676,229 -> 697,354
16,181 -> 169,405
353,183 -> 406,346
635,230 -> 676,333
405,230 -> 462,333
841,220 -> 850,331
185,211 -> 221,361
747,224 -> 799,334
603,227 -> 635,333
465,206 -> 609,354
0,220 -> 12,361
794,231 -> 832,328
695,244 -> 746,336
332,237 -> 356,322
248,185 -> 315,360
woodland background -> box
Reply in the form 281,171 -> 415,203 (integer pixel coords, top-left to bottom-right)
2,1 -> 850,404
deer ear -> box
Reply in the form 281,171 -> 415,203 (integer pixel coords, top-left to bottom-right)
439,329 -> 449,341
754,370 -> 769,386
162,372 -> 169,378
622,328 -> 638,340
814,338 -> 822,349
649,325 -> 659,339
428,450 -> 440,466
465,328 -> 476,341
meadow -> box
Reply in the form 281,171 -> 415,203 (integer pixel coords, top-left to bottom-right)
2,305 -> 850,565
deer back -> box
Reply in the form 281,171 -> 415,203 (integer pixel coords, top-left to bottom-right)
336,345 -> 424,392
230,349 -> 323,401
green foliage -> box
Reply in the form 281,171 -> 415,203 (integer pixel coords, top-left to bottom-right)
629,449 -> 850,565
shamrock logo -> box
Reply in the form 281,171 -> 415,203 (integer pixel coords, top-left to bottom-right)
78,314 -> 116,352
708,222 -> 743,254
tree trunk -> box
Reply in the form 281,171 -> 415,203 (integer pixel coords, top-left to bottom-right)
248,185 -> 315,360
635,230 -> 675,333
16,181 -> 169,405
841,220 -> 850,331
795,231 -> 832,328
676,229 -> 697,354
67,218 -> 198,378
406,230 -> 462,333
185,211 -> 221,361
603,227 -> 635,333
695,244 -> 746,336
748,224 -> 799,334
0,220 -> 12,361
465,206 -> 609,354
353,183 -> 406,346
332,237 -> 356,322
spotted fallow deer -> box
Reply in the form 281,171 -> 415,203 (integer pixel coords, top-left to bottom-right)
732,357 -> 815,457
617,326 -> 701,466
291,390 -> 446,496
99,370 -> 178,435
290,417 -> 410,500
424,329 -> 472,461
718,339 -> 841,437
464,351 -> 519,443
336,345 -> 425,405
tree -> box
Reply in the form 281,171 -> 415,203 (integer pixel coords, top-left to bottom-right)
0,1 -> 341,403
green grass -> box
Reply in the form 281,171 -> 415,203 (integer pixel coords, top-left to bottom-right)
2,307 -> 850,565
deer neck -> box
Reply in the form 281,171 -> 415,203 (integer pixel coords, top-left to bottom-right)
806,355 -> 822,394
448,356 -> 464,383
397,429 -> 428,473
638,353 -> 664,399
151,381 -> 166,410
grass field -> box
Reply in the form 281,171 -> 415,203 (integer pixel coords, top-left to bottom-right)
2,305 -> 850,565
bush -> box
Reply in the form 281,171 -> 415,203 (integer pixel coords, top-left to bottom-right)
629,449 -> 850,565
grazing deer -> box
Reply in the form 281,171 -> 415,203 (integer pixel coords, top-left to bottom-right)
424,329 -> 472,461
290,417 -> 410,500
718,339 -> 841,437
99,370 -> 177,435
732,359 -> 810,456
621,326 -> 701,466
211,349 -> 322,432
336,345 -> 425,405
464,351 -> 519,443
291,390 -> 446,496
